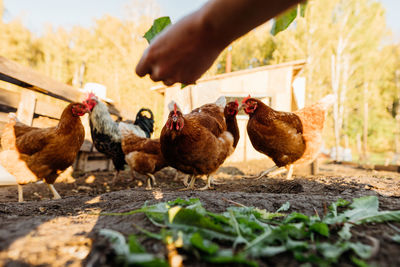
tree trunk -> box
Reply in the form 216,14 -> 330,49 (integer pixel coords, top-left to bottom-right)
362,82 -> 369,162
331,54 -> 341,161
395,70 -> 400,154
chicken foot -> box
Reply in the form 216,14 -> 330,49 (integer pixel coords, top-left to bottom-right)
112,170 -> 121,184
183,175 -> 191,187
47,184 -> 61,200
179,175 -> 196,191
199,175 -> 214,190
145,173 -> 157,190
266,165 -> 294,179
246,165 -> 280,180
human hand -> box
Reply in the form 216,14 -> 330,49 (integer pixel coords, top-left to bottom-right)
136,12 -> 225,86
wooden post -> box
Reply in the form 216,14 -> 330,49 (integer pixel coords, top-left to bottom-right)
311,158 -> 319,175
17,90 -> 36,126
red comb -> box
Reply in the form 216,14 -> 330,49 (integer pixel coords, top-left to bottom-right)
242,95 -> 251,104
234,99 -> 239,106
86,92 -> 96,100
173,103 -> 177,115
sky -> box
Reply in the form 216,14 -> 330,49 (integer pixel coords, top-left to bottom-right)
2,0 -> 207,34
2,0 -> 400,38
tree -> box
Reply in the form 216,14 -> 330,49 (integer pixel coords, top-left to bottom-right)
271,0 -> 395,159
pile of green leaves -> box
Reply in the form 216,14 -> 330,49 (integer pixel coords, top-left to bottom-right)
100,196 -> 400,266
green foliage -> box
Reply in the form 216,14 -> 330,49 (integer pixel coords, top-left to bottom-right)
101,196 -> 400,266
99,229 -> 169,266
270,0 -> 396,154
271,3 -> 306,36
393,235 -> 400,243
143,16 -> 171,44
0,7 -> 165,135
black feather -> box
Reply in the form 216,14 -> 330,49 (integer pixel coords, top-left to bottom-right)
89,120 -> 126,171
134,108 -> 154,138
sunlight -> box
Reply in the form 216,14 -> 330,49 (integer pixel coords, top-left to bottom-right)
3,215 -> 98,265
85,195 -> 101,204
152,189 -> 163,200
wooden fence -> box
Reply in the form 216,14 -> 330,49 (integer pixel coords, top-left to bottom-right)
0,56 -> 118,176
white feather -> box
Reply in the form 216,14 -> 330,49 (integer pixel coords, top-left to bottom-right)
7,113 -> 18,123
168,100 -> 182,112
90,100 -> 148,142
118,122 -> 147,138
215,96 -> 226,108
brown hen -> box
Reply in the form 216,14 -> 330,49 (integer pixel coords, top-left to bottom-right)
242,94 -> 334,179
160,97 -> 238,190
0,103 -> 89,202
119,122 -> 166,189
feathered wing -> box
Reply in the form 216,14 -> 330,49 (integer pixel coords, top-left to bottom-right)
118,121 -> 147,138
187,97 -> 227,138
119,122 -> 159,155
1,116 -> 51,154
119,122 -> 165,177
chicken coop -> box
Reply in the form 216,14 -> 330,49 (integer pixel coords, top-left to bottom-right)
152,60 -> 307,163
0,56 -> 120,184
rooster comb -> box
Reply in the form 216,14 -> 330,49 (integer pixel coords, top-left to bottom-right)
86,92 -> 97,100
234,99 -> 239,106
173,103 -> 177,115
242,95 -> 251,104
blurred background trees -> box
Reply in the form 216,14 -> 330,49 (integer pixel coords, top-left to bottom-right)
0,0 -> 399,163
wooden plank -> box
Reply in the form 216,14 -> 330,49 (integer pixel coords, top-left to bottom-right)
0,87 -> 68,119
17,90 -> 36,125
372,164 -> 400,173
35,99 -> 66,119
0,56 -> 82,102
0,112 -> 9,123
0,88 -> 20,108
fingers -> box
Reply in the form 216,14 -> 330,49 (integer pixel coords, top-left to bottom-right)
135,49 -> 151,77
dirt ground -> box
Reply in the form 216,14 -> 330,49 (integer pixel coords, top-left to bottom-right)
0,160 -> 400,267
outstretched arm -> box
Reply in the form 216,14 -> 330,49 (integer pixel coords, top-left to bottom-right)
136,0 -> 303,86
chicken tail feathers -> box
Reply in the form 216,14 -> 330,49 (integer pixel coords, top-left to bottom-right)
215,96 -> 226,108
134,108 -> 154,138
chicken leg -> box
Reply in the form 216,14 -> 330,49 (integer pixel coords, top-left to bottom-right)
18,184 -> 24,202
199,175 -> 214,190
47,184 -> 61,199
112,170 -> 120,184
179,175 -> 196,190
145,173 -> 157,190
286,165 -> 294,180
251,165 -> 279,180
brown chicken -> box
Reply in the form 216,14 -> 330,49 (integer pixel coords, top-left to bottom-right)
119,122 -> 166,189
0,103 -> 89,202
160,97 -> 238,190
224,100 -> 240,149
242,94 -> 334,179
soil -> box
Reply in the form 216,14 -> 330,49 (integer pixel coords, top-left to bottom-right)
0,160 -> 400,267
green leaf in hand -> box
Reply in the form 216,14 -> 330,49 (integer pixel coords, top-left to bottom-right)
144,16 -> 172,44
270,3 -> 306,36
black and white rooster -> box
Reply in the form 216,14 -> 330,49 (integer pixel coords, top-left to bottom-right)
84,93 -> 154,182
